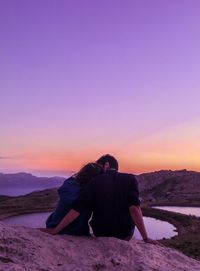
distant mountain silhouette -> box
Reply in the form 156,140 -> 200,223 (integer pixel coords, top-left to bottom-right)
0,172 -> 65,190
1,170 -> 200,205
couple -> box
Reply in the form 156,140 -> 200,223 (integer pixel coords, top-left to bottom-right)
40,154 -> 157,244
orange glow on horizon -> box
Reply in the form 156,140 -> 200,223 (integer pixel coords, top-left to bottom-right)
1,152 -> 199,175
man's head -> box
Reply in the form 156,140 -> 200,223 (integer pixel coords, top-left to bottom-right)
96,154 -> 119,171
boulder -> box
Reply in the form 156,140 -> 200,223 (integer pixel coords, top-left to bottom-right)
0,222 -> 200,271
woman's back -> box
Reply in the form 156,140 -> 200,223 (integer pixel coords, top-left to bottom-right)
46,176 -> 91,236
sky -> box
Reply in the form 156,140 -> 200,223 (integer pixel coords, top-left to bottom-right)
1,0 -> 200,176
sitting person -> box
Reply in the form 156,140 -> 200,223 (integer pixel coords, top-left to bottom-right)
41,155 -> 157,244
45,162 -> 103,236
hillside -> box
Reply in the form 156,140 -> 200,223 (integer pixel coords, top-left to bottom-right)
0,188 -> 58,220
137,170 -> 200,206
1,169 -> 200,206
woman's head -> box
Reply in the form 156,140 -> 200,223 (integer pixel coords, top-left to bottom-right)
74,162 -> 103,186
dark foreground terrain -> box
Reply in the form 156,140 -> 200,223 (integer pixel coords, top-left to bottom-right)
0,187 -> 199,260
0,169 -> 200,260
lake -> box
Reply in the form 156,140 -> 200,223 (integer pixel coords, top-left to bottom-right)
154,206 -> 200,217
3,212 -> 177,240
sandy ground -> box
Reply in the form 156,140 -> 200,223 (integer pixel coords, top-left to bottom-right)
0,222 -> 200,271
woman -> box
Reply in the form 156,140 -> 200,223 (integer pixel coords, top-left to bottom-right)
45,162 -> 103,236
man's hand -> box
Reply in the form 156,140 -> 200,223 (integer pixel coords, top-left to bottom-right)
143,237 -> 161,245
37,228 -> 58,235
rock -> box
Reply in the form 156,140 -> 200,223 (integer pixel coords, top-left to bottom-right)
0,222 -> 200,271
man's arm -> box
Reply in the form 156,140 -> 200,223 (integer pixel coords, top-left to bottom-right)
39,209 -> 80,234
129,205 -> 148,240
127,176 -> 158,244
129,205 -> 158,244
40,209 -> 80,235
39,181 -> 94,235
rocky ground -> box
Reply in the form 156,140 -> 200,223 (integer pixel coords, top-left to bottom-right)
0,221 -> 200,271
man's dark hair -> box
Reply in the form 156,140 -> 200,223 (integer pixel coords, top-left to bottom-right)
96,154 -> 119,170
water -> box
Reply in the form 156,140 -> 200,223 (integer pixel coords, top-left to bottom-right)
154,206 -> 200,217
3,212 -> 51,228
134,217 -> 176,240
3,212 -> 177,240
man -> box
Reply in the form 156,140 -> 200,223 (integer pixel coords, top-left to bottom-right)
41,155 -> 156,244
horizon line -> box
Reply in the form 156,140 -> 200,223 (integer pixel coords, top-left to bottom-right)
0,167 -> 199,178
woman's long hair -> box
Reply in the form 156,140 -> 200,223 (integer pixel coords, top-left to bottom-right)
74,162 -> 103,186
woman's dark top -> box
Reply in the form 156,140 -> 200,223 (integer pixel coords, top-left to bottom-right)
46,176 -> 91,236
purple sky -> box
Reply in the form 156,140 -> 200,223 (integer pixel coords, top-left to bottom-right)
1,0 -> 200,175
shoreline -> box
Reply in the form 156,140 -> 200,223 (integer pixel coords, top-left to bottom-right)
151,203 -> 200,208
142,206 -> 200,260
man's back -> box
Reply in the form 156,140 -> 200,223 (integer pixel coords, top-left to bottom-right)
74,170 -> 140,239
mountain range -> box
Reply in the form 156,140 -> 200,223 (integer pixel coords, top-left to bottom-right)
0,170 -> 200,206
0,172 -> 65,190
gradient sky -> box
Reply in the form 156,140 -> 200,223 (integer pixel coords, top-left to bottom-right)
1,0 -> 200,176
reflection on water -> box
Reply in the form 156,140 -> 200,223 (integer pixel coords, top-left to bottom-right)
3,212 -> 177,240
154,206 -> 200,217
134,217 -> 176,240
3,212 -> 51,228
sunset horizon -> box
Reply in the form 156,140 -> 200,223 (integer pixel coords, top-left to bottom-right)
1,1 -> 200,176
1,1 -> 200,268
